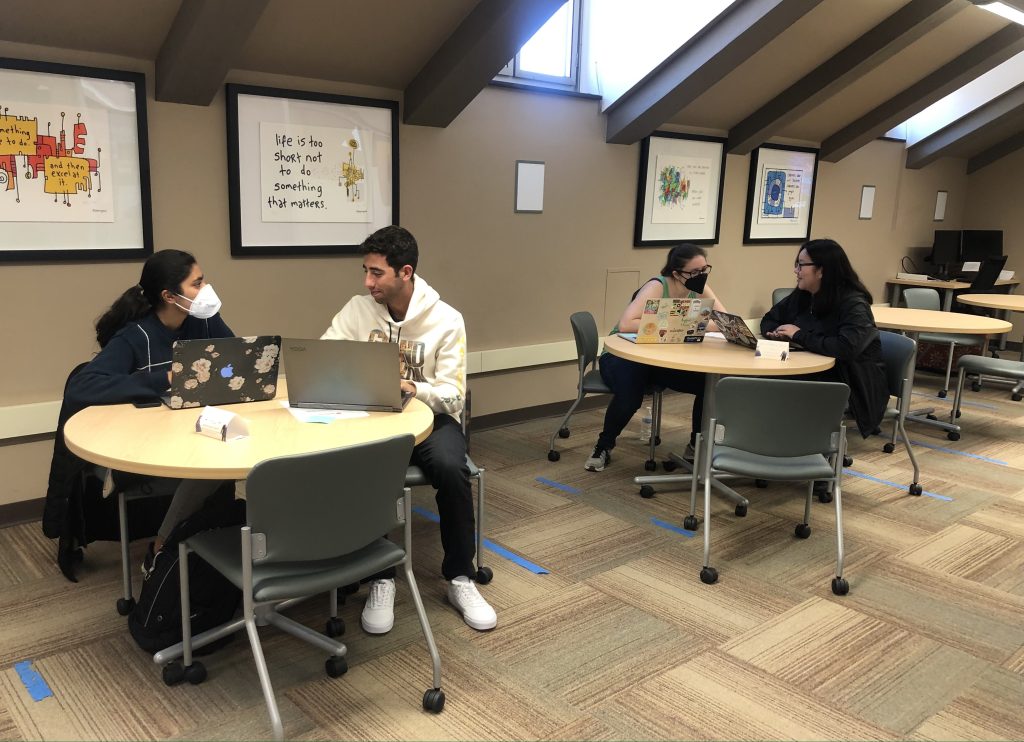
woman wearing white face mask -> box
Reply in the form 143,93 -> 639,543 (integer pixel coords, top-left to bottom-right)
66,249 -> 233,555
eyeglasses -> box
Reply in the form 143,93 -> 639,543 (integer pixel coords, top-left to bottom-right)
678,265 -> 712,279
794,261 -> 816,270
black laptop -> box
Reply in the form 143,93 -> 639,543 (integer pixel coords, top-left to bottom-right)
284,339 -> 414,412
165,335 -> 282,409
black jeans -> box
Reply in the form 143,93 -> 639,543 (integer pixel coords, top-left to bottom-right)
597,352 -> 705,451
375,414 -> 476,582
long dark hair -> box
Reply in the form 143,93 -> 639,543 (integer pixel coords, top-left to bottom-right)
800,238 -> 872,315
660,243 -> 707,276
95,249 -> 196,347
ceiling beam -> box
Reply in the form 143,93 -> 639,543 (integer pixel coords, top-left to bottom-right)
604,0 -> 827,145
156,0 -> 270,106
821,24 -> 1024,162
906,82 -> 1024,167
967,128 -> 1024,172
403,0 -> 564,127
726,0 -> 963,155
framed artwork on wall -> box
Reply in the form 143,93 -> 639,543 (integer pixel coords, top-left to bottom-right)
0,57 -> 153,262
634,131 -> 726,247
226,83 -> 399,257
743,143 -> 819,244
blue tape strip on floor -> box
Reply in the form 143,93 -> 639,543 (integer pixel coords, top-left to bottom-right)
534,477 -> 581,494
651,517 -> 696,537
905,438 -> 1008,465
910,391 -> 998,410
411,506 -> 549,574
15,661 -> 52,702
843,468 -> 952,501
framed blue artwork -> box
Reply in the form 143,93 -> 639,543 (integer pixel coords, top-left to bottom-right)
743,143 -> 819,244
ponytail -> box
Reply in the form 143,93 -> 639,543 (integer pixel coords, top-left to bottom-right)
93,249 -> 197,347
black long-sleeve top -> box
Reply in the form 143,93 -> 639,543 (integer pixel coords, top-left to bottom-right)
762,288 -> 887,437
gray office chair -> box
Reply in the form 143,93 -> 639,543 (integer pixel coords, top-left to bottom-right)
406,388 -> 490,583
902,287 -> 983,398
548,311 -> 665,471
772,287 -> 794,305
950,354 -> 1024,433
878,332 -> 922,495
169,436 -> 444,741
697,378 -> 850,595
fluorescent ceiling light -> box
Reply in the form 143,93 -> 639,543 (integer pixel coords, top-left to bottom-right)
977,1 -> 1024,26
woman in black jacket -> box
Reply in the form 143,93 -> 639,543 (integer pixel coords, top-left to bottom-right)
761,238 -> 888,439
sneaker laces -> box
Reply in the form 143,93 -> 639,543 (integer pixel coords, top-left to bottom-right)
451,578 -> 487,608
366,579 -> 395,609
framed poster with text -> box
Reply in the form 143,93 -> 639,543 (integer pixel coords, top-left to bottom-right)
743,143 -> 819,244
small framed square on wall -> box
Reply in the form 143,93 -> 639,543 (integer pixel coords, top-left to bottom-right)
226,83 -> 399,256
634,131 -> 726,247
0,57 -> 153,262
743,143 -> 819,244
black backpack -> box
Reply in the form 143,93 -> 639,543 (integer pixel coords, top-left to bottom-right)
128,491 -> 246,653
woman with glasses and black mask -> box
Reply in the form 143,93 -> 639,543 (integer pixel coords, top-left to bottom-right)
585,243 -> 727,472
761,238 -> 888,444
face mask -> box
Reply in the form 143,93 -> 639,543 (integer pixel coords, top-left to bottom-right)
175,284 -> 222,319
682,271 -> 709,295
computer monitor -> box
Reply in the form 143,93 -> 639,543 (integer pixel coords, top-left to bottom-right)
961,230 -> 1003,262
929,230 -> 962,278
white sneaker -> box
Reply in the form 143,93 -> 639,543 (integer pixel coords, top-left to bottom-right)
447,576 -> 497,631
584,445 -> 610,472
361,578 -> 396,634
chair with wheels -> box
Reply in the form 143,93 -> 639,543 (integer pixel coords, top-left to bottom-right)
405,389 -> 491,584
548,311 -> 664,470
170,435 -> 444,741
878,332 -> 922,495
697,377 -> 851,595
771,287 -> 794,305
902,287 -> 984,398
950,354 -> 1024,432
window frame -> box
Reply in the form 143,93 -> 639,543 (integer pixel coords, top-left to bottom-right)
497,0 -> 581,90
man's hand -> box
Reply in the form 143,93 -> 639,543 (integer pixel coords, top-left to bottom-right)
400,379 -> 416,395
768,324 -> 800,340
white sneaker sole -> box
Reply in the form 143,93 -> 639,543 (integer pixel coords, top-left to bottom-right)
448,598 -> 497,631
584,461 -> 606,472
360,614 -> 394,634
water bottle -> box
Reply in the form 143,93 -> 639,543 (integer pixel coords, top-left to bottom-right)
639,405 -> 652,443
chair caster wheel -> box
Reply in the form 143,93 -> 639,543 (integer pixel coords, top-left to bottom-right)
699,566 -> 718,585
1013,393 -> 1023,402
558,427 -> 570,439
794,523 -> 811,539
882,443 -> 894,454
325,656 -> 348,678
547,450 -> 560,462
644,459 -> 657,471
909,483 -> 922,496
423,688 -> 446,712
325,617 -> 345,637
754,479 -> 768,488
843,455 -> 853,467
814,481 -> 833,503
831,577 -> 850,596
184,662 -> 206,685
947,432 -> 961,441
971,382 -> 982,392
116,597 -> 135,616
926,414 -> 938,421
937,389 -> 947,399
162,662 -> 184,686
955,409 -> 961,418
476,566 -> 493,584
682,515 -> 699,531
654,435 -> 661,446
662,460 -> 678,472
639,485 -> 654,499
735,504 -> 747,517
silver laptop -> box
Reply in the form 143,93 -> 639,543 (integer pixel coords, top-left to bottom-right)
284,338 -> 413,412
165,335 -> 282,409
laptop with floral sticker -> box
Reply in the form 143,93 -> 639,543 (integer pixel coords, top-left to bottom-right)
163,335 -> 281,409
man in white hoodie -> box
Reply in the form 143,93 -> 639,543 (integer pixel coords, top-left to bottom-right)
322,226 -> 497,632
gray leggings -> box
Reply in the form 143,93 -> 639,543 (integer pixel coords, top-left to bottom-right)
158,479 -> 231,540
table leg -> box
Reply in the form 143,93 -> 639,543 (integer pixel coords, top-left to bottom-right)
941,288 -> 954,312
890,283 -> 901,308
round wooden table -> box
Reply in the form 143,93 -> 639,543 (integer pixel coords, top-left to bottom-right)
954,294 -> 1024,397
64,379 -> 435,479
871,306 -> 1012,437
603,334 -> 835,504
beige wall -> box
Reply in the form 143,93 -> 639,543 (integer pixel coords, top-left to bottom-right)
0,40 -> 970,507
964,147 -> 1023,337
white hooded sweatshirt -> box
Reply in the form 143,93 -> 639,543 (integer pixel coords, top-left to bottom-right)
321,274 -> 466,420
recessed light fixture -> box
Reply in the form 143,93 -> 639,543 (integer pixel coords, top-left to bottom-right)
970,0 -> 1024,26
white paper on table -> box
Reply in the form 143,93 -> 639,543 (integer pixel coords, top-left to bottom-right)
279,400 -> 369,423
705,331 -> 726,340
1000,270 -> 1015,280
195,406 -> 250,441
961,261 -> 981,272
